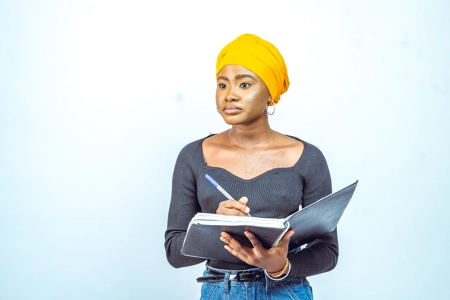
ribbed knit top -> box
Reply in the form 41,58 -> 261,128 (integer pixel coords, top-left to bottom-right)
164,135 -> 338,278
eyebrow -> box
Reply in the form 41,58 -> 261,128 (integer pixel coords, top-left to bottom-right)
217,74 -> 257,81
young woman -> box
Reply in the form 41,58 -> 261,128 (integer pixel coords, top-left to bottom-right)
164,34 -> 337,299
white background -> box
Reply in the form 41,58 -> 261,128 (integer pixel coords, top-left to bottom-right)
1,0 -> 449,299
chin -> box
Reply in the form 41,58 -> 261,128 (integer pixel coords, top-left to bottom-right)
222,119 -> 237,125
220,114 -> 238,125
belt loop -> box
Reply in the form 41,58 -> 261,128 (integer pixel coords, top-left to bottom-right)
223,273 -> 230,292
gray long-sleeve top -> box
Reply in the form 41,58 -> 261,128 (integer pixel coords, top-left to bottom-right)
164,135 -> 338,278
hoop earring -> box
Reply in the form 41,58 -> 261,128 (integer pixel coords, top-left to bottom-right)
267,99 -> 276,116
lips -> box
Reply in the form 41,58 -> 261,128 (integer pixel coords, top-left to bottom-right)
223,106 -> 242,115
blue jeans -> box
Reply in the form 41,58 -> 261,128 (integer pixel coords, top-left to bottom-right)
199,265 -> 314,300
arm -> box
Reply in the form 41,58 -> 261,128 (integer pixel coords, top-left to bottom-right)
164,143 -> 206,268
288,147 -> 338,277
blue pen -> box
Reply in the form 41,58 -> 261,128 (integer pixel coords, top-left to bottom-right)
205,174 -> 252,217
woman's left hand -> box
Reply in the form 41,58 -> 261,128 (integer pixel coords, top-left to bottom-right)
220,229 -> 294,273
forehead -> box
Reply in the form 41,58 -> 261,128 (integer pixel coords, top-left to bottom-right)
217,64 -> 261,80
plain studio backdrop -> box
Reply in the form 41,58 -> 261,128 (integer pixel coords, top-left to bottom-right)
1,1 -> 449,299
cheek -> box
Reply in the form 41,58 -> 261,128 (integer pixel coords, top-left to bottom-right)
247,90 -> 268,108
215,90 -> 222,107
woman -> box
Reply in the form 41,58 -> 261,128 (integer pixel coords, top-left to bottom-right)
164,34 -> 337,299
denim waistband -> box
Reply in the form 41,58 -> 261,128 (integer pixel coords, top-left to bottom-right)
206,264 -> 264,275
199,263 -> 305,292
198,265 -> 265,283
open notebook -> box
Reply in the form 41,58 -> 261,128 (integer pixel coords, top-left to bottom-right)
181,181 -> 358,264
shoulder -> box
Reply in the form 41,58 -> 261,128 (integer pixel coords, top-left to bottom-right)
286,135 -> 329,175
303,140 -> 327,163
176,134 -> 213,165
285,136 -> 332,202
202,131 -> 228,148
179,136 -> 205,153
285,135 -> 326,161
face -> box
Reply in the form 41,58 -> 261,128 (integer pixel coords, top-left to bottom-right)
216,64 -> 271,126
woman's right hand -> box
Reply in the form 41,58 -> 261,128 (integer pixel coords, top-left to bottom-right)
216,196 -> 250,216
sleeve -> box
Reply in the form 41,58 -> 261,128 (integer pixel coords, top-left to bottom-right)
288,147 -> 339,277
164,143 -> 206,268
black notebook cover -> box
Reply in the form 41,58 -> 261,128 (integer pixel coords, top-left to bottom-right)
181,181 -> 358,264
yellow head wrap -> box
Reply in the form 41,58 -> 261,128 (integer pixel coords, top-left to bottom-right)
216,34 -> 290,104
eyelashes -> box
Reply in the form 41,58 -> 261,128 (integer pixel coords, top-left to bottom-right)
217,83 -> 252,89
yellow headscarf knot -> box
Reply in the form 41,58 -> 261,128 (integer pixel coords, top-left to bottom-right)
216,34 -> 290,104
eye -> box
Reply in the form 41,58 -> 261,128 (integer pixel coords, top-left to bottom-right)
240,82 -> 251,88
218,83 -> 227,89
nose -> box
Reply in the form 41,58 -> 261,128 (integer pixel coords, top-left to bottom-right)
225,87 -> 238,102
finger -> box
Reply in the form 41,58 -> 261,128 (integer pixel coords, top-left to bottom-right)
218,199 -> 250,216
220,232 -> 249,259
237,197 -> 250,215
216,200 -> 246,216
243,231 -> 288,269
244,231 -> 263,250
238,196 -> 248,205
221,232 -> 245,249
277,229 -> 294,249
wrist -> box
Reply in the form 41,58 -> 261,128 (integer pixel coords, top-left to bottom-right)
265,258 -> 289,278
264,259 -> 291,281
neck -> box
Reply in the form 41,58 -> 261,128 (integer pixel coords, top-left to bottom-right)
229,125 -> 273,148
